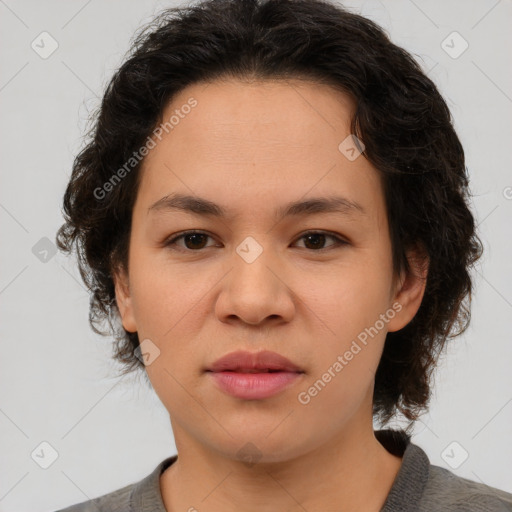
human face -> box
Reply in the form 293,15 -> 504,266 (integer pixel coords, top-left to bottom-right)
114,78 -> 424,463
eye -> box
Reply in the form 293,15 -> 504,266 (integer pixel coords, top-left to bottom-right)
164,230 -> 347,252
164,230 -> 217,251
293,230 -> 348,251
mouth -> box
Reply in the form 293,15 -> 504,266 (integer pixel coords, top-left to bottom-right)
206,349 -> 303,374
205,350 -> 304,400
209,368 -> 302,374
207,370 -> 304,400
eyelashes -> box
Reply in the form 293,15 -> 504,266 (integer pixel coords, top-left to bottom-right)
163,230 -> 348,253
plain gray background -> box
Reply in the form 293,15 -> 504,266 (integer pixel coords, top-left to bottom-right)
1,0 -> 511,510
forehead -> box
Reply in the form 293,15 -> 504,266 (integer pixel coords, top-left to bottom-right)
162,77 -> 356,149
135,78 -> 385,227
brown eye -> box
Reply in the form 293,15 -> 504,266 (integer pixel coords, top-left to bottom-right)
303,233 -> 327,250
182,233 -> 209,249
164,231 -> 216,251
294,231 -> 347,251
164,230 -> 347,253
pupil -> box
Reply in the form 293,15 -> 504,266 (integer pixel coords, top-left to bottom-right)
185,233 -> 207,249
305,233 -> 325,249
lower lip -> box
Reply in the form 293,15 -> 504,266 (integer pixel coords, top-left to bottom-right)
208,371 -> 303,400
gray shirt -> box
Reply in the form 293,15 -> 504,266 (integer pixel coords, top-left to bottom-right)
55,429 -> 512,511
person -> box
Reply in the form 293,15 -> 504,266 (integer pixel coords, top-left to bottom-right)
54,0 -> 512,510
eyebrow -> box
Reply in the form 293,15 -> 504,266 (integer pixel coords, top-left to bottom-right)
147,192 -> 366,220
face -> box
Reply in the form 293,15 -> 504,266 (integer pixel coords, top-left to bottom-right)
114,78 -> 426,463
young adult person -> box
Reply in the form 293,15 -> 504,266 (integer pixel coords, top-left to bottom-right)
55,1 -> 512,510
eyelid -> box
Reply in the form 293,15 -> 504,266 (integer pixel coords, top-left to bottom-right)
295,230 -> 348,249
163,229 -> 348,252
163,230 -> 218,249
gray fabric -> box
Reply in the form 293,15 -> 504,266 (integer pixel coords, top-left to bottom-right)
55,430 -> 512,511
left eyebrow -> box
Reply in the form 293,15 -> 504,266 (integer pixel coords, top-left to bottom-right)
147,192 -> 367,220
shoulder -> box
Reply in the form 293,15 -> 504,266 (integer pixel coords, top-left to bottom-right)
420,464 -> 512,511
377,430 -> 512,512
54,455 -> 177,512
54,482 -> 134,512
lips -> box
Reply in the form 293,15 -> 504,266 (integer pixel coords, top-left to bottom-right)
206,350 -> 304,400
207,350 -> 303,374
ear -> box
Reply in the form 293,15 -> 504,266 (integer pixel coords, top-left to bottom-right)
112,264 -> 137,333
387,245 -> 429,333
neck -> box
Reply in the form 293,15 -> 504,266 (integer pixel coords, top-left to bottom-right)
160,414 -> 403,512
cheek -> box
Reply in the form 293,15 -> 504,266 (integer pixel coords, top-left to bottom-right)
301,259 -> 393,389
297,304 -> 387,420
305,262 -> 392,336
144,362 -> 203,441
128,255 -> 202,334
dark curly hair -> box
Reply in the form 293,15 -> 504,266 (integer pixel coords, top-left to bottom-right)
56,0 -> 483,427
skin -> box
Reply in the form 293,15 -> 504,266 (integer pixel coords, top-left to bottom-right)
114,78 -> 428,512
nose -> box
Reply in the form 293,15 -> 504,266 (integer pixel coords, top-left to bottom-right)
215,244 -> 296,327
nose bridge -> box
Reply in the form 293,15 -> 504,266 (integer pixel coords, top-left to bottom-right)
232,234 -> 281,297
216,234 -> 294,325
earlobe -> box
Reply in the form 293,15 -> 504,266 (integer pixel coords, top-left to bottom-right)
387,246 -> 429,333
113,265 -> 138,333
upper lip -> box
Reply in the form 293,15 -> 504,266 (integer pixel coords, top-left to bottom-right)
207,350 -> 304,373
